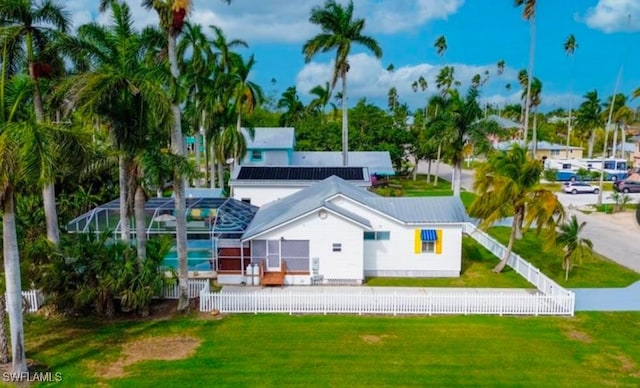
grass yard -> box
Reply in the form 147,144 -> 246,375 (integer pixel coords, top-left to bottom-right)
366,237 -> 529,288
489,227 -> 640,288
23,311 -> 640,387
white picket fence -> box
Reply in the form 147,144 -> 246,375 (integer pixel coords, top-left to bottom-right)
462,222 -> 574,301
199,222 -> 575,316
162,279 -> 209,299
199,286 -> 574,316
3,290 -> 45,313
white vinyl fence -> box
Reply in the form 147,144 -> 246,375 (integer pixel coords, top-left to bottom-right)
199,286 -> 574,316
3,290 -> 45,313
200,222 -> 575,316
462,222 -> 574,301
162,279 -> 209,299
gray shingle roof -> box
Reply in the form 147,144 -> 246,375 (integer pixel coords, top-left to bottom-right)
291,151 -> 395,175
242,176 -> 469,240
241,127 -> 295,149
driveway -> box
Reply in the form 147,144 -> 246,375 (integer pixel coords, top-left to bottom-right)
419,161 -> 640,273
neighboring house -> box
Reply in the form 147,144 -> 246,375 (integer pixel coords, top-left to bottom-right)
632,136 -> 640,168
229,166 -> 371,206
496,140 -> 584,160
614,142 -> 635,161
241,127 -> 296,165
233,176 -> 468,286
240,127 -> 395,176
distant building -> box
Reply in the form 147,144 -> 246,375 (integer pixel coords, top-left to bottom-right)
496,140 -> 584,160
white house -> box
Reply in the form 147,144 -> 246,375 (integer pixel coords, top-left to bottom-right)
229,166 -> 371,206
235,176 -> 469,286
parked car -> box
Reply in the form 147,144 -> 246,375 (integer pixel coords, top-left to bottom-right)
613,180 -> 640,193
562,182 -> 600,194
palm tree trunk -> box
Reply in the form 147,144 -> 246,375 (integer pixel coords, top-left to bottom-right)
168,32 -> 189,312
235,112 -> 242,170
0,295 -> 8,364
2,189 -> 28,374
493,211 -> 520,273
434,144 -> 441,186
341,73 -> 349,166
588,128 -> 595,158
532,110 -> 538,157
210,142 -> 217,189
522,14 -> 536,150
119,156 -> 130,243
412,157 -> 418,181
564,253 -> 571,281
134,185 -> 146,261
621,125 -> 626,160
427,159 -> 432,183
453,160 -> 462,197
28,54 -> 60,245
612,123 -> 619,160
217,162 -> 225,190
194,132 -> 201,188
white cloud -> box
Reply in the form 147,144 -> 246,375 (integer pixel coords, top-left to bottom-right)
582,0 -> 640,33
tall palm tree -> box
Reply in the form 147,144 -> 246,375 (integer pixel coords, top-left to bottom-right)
430,86 -> 501,197
514,0 -> 536,149
470,144 -> 565,272
575,90 -> 602,158
61,2 -> 171,254
603,93 -> 633,159
0,0 -> 71,245
230,54 -> 263,169
564,34 -> 578,158
556,215 -> 593,281
434,35 -> 447,57
303,0 -> 382,166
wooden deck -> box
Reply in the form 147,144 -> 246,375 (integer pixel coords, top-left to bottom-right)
260,261 -> 287,288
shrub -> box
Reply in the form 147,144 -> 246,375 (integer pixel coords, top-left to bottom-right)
543,168 -> 558,182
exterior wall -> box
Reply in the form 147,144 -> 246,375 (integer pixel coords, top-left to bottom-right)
249,210 -> 365,283
536,148 -> 583,160
634,141 -> 640,168
329,196 -> 462,277
232,186 -> 305,206
242,149 -> 291,166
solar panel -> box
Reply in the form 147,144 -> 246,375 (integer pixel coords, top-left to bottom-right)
237,166 -> 365,181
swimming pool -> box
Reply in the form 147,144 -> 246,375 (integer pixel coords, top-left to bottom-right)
163,249 -> 213,271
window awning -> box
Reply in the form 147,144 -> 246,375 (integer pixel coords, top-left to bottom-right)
420,229 -> 437,242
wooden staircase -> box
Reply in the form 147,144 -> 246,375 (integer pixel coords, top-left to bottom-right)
259,260 -> 287,288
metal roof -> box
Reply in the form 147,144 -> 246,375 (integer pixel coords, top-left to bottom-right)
291,151 -> 395,175
241,127 -> 295,149
496,140 -> 583,151
242,176 -> 469,240
486,114 -> 523,129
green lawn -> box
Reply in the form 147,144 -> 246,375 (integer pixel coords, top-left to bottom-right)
488,227 -> 640,288
24,312 -> 640,387
366,237 -> 529,288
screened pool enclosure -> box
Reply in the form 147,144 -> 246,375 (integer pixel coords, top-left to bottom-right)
67,197 -> 258,274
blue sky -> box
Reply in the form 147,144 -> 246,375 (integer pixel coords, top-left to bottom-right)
70,0 -> 640,112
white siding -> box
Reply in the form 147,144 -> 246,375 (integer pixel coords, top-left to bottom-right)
251,210 -> 364,283
232,186 -> 305,206
330,196 -> 462,277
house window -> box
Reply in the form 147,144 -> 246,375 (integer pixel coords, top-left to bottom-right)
363,231 -> 390,240
421,241 -> 436,253
241,198 -> 251,204
251,150 -> 263,161
550,150 -> 560,156
332,243 -> 342,252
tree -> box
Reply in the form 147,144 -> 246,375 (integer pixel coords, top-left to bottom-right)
307,82 -> 336,119
278,86 -> 305,126
430,86 -> 501,197
470,144 -> 565,272
514,0 -> 536,149
575,90 -> 602,158
303,0 -> 382,166
564,34 -> 578,158
556,215 -> 593,281
0,0 -> 71,245
434,35 -> 447,57
60,2 -> 171,260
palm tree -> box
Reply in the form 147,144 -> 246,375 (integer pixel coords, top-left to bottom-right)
60,2 -> 171,254
278,86 -> 305,126
556,215 -> 593,281
0,0 -> 71,245
434,35 -> 447,57
307,82 -> 335,118
497,59 -> 505,75
303,0 -> 382,166
528,77 -> 542,156
564,34 -> 578,158
230,54 -> 263,169
602,93 -> 633,159
470,144 -> 565,272
514,0 -> 536,149
430,86 -> 501,197
435,66 -> 456,95
575,90 -> 602,158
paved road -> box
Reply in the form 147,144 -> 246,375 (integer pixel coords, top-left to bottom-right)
418,161 -> 640,273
